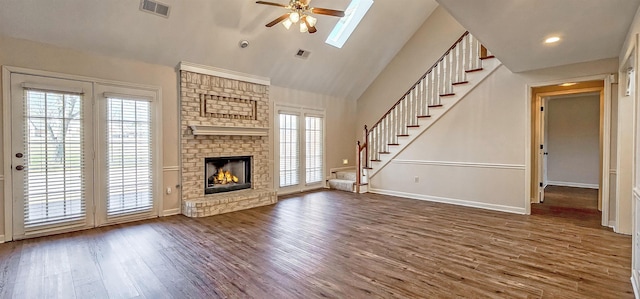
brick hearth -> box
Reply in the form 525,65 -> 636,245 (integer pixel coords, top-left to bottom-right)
180,68 -> 276,217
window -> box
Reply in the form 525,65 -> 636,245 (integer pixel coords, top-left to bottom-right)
105,96 -> 153,216
279,113 -> 299,187
277,106 -> 325,192
325,0 -> 373,48
305,116 -> 323,184
23,88 -> 85,227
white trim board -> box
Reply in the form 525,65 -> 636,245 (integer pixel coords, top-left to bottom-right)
631,271 -> 640,299
546,181 -> 599,189
369,188 -> 526,215
179,61 -> 270,86
162,208 -> 181,216
392,159 -> 526,170
163,166 -> 180,172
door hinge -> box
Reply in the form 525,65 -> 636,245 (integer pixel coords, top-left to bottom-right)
540,182 -> 543,187
540,106 -> 544,112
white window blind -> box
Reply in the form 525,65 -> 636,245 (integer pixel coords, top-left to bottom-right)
23,89 -> 85,227
106,96 -> 153,216
279,113 -> 299,187
305,116 -> 323,184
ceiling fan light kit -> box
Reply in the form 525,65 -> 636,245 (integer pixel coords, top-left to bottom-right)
256,0 -> 345,34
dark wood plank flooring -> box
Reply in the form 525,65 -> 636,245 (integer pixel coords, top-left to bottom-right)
0,189 -> 632,298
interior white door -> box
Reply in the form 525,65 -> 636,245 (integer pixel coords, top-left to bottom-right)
10,73 -> 95,239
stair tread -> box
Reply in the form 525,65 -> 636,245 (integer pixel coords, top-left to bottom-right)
328,178 -> 355,183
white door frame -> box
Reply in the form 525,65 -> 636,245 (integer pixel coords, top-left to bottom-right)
525,74 -> 612,228
273,103 -> 326,195
2,66 -> 163,241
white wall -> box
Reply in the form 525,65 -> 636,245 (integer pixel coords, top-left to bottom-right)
546,94 -> 600,188
369,58 -> 617,213
356,6 -> 466,134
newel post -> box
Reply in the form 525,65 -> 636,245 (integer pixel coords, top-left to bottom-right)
363,125 -> 368,168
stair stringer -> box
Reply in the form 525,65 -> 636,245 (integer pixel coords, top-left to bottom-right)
368,58 -> 502,180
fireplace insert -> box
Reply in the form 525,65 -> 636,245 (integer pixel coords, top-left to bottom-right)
204,156 -> 252,194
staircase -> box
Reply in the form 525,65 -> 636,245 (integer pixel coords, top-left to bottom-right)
328,169 -> 357,192
356,32 -> 501,192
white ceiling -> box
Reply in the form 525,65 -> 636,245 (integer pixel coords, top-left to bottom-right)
437,0 -> 640,72
0,0 -> 438,99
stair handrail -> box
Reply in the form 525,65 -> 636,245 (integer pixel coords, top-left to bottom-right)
368,31 -> 470,132
355,31 -> 493,190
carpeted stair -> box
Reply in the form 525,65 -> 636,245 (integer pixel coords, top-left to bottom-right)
328,170 -> 356,192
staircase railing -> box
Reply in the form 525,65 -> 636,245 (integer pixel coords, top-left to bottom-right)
356,31 -> 490,192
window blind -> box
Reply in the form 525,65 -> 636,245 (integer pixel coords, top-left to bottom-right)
279,113 -> 299,187
23,89 -> 86,227
305,116 -> 323,184
106,97 -> 153,216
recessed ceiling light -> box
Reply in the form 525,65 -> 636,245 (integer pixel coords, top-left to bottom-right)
545,36 -> 561,44
559,82 -> 577,87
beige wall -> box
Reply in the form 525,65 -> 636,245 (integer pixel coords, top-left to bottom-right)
546,94 -> 600,187
355,6 -> 466,135
0,35 -> 181,235
270,85 -> 356,180
0,34 -> 357,238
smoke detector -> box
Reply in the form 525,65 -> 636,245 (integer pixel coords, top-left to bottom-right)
239,40 -> 250,49
140,0 -> 171,18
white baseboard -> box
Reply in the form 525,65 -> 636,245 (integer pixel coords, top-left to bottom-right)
0,235 -> 5,243
162,208 -> 181,216
632,271 -> 640,299
609,220 -> 616,229
547,181 -> 599,189
369,188 -> 526,215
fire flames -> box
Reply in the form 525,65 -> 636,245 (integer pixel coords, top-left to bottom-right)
214,169 -> 239,185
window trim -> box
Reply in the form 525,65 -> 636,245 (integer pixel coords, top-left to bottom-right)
274,104 -> 326,195
95,84 -> 162,226
2,66 -> 163,241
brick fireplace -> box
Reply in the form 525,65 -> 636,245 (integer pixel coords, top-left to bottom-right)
179,63 -> 276,217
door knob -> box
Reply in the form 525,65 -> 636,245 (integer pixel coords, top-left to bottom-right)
15,165 -> 24,171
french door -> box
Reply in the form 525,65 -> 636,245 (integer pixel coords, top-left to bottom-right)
276,106 -> 324,194
8,72 -> 159,240
10,74 -> 95,238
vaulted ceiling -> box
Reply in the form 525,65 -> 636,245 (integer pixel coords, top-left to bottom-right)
2,1 -> 640,100
437,0 -> 640,72
0,0 -> 438,99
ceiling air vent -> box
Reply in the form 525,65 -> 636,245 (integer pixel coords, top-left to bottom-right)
295,49 -> 311,59
140,0 -> 171,18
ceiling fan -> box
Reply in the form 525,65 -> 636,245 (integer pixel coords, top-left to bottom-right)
256,0 -> 346,34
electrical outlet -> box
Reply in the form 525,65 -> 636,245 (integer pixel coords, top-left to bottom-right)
414,176 -> 419,183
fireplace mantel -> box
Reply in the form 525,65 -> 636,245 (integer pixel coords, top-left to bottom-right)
189,124 -> 268,136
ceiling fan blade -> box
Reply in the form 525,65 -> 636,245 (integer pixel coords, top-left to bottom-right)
303,17 -> 317,34
256,1 -> 287,8
266,13 -> 290,27
310,7 -> 345,17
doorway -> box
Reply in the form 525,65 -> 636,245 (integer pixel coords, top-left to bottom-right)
530,80 -> 610,226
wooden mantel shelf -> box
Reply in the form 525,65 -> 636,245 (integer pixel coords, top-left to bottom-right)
189,125 -> 268,136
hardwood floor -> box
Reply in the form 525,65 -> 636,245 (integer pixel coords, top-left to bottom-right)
533,185 -> 602,228
0,190 -> 632,298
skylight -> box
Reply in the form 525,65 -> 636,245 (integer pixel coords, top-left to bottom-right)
325,0 -> 373,48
